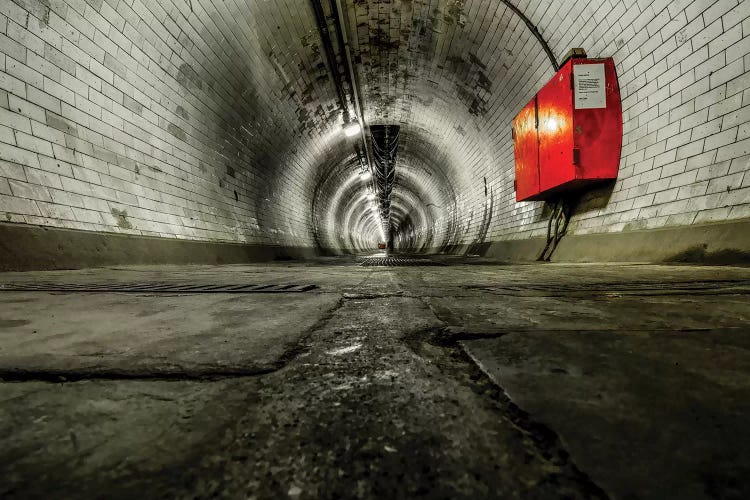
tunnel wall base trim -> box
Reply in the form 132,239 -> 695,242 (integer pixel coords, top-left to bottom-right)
0,222 -> 319,271
471,218 -> 750,264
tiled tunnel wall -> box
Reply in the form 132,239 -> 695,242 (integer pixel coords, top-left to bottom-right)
0,0 -> 338,248
0,0 -> 749,259
475,0 -> 750,247
377,0 -> 750,251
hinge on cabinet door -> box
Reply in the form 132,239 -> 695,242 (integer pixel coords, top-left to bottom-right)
512,127 -> 515,140
514,180 -> 517,191
573,148 -> 580,165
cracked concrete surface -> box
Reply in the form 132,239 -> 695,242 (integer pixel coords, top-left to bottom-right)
0,292 -> 340,379
0,257 -> 749,499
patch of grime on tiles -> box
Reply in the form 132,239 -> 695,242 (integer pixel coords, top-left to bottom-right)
371,28 -> 400,51
176,63 -> 203,91
111,208 -> 133,230
167,123 -> 187,142
13,0 -> 49,26
176,105 -> 189,120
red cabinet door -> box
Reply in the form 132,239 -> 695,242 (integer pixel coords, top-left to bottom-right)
572,58 -> 622,181
513,97 -> 539,202
537,64 -> 575,193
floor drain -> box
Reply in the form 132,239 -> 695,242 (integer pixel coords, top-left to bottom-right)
358,257 -> 445,267
464,279 -> 750,296
0,283 -> 318,293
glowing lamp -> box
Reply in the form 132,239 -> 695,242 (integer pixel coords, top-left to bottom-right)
343,122 -> 361,137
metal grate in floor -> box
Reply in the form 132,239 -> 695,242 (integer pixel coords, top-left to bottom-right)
481,279 -> 750,292
466,279 -> 750,296
0,282 -> 317,293
358,257 -> 445,267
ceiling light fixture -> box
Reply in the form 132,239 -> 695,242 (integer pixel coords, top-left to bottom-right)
343,120 -> 361,137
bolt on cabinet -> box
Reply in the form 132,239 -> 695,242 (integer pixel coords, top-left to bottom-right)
513,57 -> 622,202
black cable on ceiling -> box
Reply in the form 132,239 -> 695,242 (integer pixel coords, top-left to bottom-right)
500,0 -> 559,71
309,0 -> 351,121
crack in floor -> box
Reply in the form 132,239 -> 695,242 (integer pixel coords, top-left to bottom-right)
137,295 -> 613,499
403,326 -> 609,499
4,264 -> 749,498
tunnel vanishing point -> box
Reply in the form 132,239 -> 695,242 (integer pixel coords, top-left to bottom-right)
1,0 -> 750,499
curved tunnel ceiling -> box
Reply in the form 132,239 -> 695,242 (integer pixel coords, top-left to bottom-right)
181,0 -> 558,252
286,0 -> 558,252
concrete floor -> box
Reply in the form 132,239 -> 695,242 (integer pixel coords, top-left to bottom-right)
0,257 -> 749,499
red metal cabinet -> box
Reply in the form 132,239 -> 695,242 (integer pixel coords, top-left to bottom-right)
513,57 -> 622,202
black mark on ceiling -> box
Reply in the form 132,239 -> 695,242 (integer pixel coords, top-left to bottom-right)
477,72 -> 492,92
455,86 -> 487,117
301,32 -> 316,47
468,52 -> 487,69
447,0 -> 465,17
372,28 -> 400,51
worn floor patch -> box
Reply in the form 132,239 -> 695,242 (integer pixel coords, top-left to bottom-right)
0,292 -> 340,378
1,262 -> 750,499
151,296 -> 606,499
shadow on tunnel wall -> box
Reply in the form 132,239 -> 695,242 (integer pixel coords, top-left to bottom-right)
311,190 -> 341,257
532,180 -> 617,225
570,180 -> 617,215
432,184 -> 497,256
435,203 -> 463,254
525,180 -> 616,260
465,188 -> 495,256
